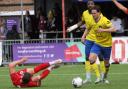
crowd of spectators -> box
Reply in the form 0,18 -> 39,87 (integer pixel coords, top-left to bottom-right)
0,2 -> 128,41
0,3 -> 62,40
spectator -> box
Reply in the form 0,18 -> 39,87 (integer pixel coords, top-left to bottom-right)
111,16 -> 124,36
21,10 -> 33,39
66,4 -> 79,38
34,7 -> 44,39
47,10 -> 56,38
0,17 -> 6,40
38,11 -> 47,40
53,3 -> 62,38
0,17 -> 5,34
6,25 -> 20,40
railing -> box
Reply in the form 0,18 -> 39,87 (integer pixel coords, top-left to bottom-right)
1,38 -> 81,65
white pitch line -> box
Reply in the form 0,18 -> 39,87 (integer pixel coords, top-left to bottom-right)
49,73 -> 128,75
0,73 -> 128,77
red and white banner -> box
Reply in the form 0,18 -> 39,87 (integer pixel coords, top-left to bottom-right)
110,37 -> 128,64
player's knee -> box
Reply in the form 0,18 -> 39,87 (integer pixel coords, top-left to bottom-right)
89,53 -> 97,64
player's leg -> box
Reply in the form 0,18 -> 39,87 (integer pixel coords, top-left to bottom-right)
89,44 -> 101,84
8,57 -> 28,74
83,40 -> 94,84
102,47 -> 111,84
98,55 -> 106,81
85,41 -> 101,84
84,60 -> 91,83
26,59 -> 62,74
103,60 -> 110,84
31,64 -> 61,86
39,65 -> 59,80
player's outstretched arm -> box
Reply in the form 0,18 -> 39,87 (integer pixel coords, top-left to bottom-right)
67,21 -> 83,32
14,57 -> 28,65
9,57 -> 28,74
9,57 -> 28,68
112,0 -> 128,14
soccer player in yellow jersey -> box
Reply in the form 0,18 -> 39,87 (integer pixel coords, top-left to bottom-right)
68,0 -> 104,84
89,5 -> 116,83
81,1 -> 102,84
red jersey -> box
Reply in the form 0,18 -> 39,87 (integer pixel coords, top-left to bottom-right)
10,69 -> 39,88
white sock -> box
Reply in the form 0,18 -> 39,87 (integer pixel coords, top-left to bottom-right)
101,72 -> 105,80
47,66 -> 54,71
49,61 -> 55,65
86,72 -> 91,80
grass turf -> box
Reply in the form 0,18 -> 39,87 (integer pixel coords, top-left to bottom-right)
0,64 -> 128,89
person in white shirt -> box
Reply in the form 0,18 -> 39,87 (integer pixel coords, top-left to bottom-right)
111,16 -> 124,36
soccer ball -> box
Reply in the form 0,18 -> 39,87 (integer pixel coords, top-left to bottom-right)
72,77 -> 83,88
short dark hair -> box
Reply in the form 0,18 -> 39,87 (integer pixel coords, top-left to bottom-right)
91,5 -> 101,13
87,0 -> 94,5
22,72 -> 32,84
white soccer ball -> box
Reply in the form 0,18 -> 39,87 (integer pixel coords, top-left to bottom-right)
72,77 -> 83,88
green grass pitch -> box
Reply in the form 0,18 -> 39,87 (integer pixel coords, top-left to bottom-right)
0,64 -> 128,89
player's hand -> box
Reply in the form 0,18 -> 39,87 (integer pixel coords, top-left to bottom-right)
97,28 -> 104,32
21,57 -> 28,62
81,37 -> 85,44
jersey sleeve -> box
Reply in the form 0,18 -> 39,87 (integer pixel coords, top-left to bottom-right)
103,17 -> 112,28
81,12 -> 84,22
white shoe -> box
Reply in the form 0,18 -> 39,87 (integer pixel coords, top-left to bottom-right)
103,79 -> 110,84
54,59 -> 63,64
83,79 -> 91,84
95,78 -> 101,84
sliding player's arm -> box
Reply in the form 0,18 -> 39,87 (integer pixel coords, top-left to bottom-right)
112,0 -> 128,14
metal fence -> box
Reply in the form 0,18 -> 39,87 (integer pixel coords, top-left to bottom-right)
1,38 -> 81,65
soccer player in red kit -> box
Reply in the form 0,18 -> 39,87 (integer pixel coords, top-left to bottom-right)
9,57 -> 62,88
112,0 -> 128,14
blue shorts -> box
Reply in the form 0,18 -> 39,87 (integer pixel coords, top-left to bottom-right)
90,43 -> 112,60
84,40 -> 94,60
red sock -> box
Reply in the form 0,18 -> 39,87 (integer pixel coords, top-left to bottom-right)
40,69 -> 50,80
34,63 -> 50,73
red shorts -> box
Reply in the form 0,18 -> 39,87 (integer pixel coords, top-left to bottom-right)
10,69 -> 40,87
